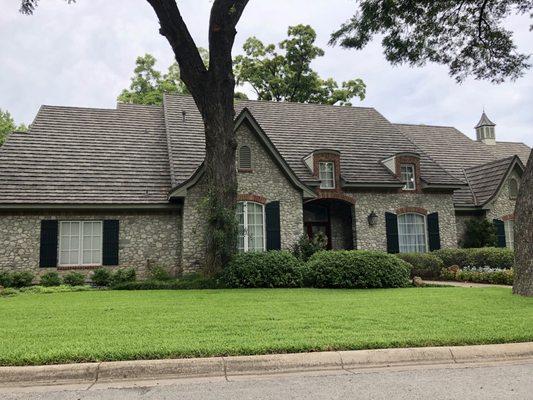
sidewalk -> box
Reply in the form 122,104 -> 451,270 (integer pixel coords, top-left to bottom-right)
1,342 -> 532,388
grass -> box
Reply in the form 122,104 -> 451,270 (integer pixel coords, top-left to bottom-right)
0,287 -> 532,366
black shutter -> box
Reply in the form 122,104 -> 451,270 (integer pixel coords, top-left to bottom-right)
39,220 -> 58,268
493,219 -> 506,248
427,212 -> 441,251
265,201 -> 281,250
102,220 -> 120,265
385,212 -> 399,254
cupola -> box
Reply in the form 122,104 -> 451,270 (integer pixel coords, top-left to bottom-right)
475,111 -> 496,145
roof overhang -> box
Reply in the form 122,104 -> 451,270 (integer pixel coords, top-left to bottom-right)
0,203 -> 180,211
342,182 -> 405,188
479,155 -> 525,207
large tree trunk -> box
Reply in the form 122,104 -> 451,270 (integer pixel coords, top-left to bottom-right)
513,150 -> 533,296
147,0 -> 248,276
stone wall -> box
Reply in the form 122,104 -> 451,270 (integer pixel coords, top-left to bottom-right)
486,169 -> 520,221
0,209 -> 181,279
352,191 -> 458,251
180,123 -> 304,272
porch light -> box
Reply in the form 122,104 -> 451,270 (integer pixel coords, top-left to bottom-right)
367,211 -> 378,226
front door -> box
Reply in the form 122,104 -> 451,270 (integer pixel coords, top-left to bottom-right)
305,222 -> 332,249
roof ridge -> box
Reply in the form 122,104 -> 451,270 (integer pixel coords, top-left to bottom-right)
466,155 -> 516,171
393,122 -> 456,129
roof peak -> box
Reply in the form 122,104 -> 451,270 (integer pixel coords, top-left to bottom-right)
475,111 -> 496,128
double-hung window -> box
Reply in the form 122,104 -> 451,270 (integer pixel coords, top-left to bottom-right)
401,164 -> 416,190
59,221 -> 103,266
319,162 -> 335,189
504,220 -> 515,249
236,202 -> 265,252
397,213 -> 427,253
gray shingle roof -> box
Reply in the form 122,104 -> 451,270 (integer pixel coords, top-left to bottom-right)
395,123 -> 530,206
0,104 -> 172,204
475,112 -> 496,128
164,94 -> 461,187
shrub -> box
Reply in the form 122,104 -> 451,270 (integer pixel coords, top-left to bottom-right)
0,271 -> 14,288
91,268 -> 112,287
433,247 -> 513,269
222,251 -> 303,288
11,271 -> 35,288
442,266 -> 513,285
147,265 -> 173,281
0,287 -> 18,297
462,219 -> 497,248
292,233 -> 328,262
40,272 -> 62,287
306,250 -> 411,289
396,253 -> 444,279
110,268 -> 136,286
63,272 -> 86,286
113,276 -> 222,291
433,249 -> 470,268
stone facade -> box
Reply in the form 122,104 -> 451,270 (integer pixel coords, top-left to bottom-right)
180,123 -> 304,272
352,191 -> 458,251
0,210 -> 181,278
486,169 -> 520,221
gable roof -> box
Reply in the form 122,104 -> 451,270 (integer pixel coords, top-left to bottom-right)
163,94 -> 462,189
0,104 -> 172,206
395,123 -> 530,207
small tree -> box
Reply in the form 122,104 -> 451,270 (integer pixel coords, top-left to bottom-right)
462,219 -> 497,248
0,109 -> 27,146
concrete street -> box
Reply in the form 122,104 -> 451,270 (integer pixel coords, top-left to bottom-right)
1,359 -> 532,400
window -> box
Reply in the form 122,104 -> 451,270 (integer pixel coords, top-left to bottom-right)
59,221 -> 102,266
236,202 -> 265,252
238,145 -> 252,169
319,162 -> 335,189
504,220 -> 514,249
400,164 -> 416,190
509,178 -> 519,199
398,213 -> 427,253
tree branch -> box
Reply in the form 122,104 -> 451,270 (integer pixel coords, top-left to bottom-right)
146,0 -> 207,92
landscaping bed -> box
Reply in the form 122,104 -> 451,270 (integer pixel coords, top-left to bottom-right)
0,287 -> 531,366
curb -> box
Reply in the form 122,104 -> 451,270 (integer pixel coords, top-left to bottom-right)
1,342 -> 532,387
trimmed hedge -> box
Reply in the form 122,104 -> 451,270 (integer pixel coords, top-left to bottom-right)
222,251 -> 303,288
63,272 -> 86,286
441,266 -> 513,285
305,250 -> 411,289
433,247 -> 514,269
396,253 -> 444,279
11,271 -> 35,288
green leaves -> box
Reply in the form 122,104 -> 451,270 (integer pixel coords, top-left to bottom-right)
331,0 -> 532,83
0,109 -> 27,146
234,24 -> 366,105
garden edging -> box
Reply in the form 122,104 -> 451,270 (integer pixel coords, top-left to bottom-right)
1,342 -> 532,387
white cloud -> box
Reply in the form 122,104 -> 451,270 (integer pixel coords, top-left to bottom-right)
0,0 -> 531,145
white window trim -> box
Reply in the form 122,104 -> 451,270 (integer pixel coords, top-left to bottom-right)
504,220 -> 514,249
319,161 -> 335,189
238,202 -> 266,252
397,213 -> 428,253
401,164 -> 416,191
58,221 -> 103,267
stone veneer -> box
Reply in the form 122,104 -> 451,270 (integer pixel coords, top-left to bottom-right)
352,191 -> 458,251
485,170 -> 520,221
180,122 -> 304,272
0,210 -> 181,278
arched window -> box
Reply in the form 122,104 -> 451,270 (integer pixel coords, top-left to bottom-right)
397,213 -> 427,253
238,145 -> 252,169
236,201 -> 265,252
509,178 -> 518,199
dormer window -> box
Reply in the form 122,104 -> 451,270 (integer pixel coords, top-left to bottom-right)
319,162 -> 335,189
401,164 -> 416,190
238,145 -> 252,170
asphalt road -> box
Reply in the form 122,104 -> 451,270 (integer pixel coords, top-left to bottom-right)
1,360 -> 532,400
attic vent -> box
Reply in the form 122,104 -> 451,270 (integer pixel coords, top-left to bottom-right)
239,145 -> 252,169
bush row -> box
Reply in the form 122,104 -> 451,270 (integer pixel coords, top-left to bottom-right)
221,250 -> 411,289
432,247 -> 514,269
441,266 -> 513,285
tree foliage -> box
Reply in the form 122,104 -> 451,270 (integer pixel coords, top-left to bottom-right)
235,24 -> 365,105
331,0 -> 532,83
0,109 -> 27,146
461,218 -> 497,248
118,51 -> 246,105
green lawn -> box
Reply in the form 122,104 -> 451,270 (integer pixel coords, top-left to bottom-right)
0,287 -> 532,366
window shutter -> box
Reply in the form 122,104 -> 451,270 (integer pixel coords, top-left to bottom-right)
39,220 -> 58,268
265,201 -> 281,250
239,145 -> 252,169
427,212 -> 441,251
102,220 -> 120,266
493,219 -> 506,248
385,212 -> 399,254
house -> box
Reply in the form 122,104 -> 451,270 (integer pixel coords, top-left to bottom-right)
0,94 -> 529,277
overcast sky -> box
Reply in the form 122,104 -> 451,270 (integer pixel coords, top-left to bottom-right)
1,0 -> 531,145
